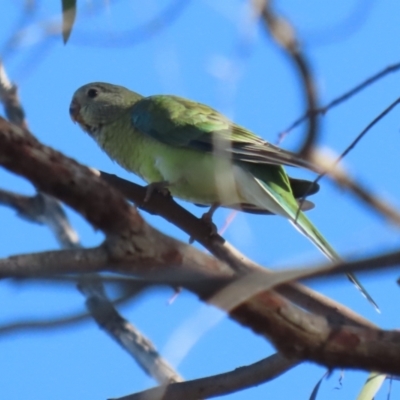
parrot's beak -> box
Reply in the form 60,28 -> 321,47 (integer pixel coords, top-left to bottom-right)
69,99 -> 81,124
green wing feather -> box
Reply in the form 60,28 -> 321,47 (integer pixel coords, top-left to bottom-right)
131,95 -> 317,171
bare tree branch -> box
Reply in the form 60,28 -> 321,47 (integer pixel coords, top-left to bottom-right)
312,97 -> 400,188
0,287 -> 136,337
0,247 -> 108,277
301,98 -> 400,224
0,188 -> 81,248
2,237 -> 399,296
0,309 -> 91,336
209,249 -> 400,312
311,150 -> 400,227
113,353 -> 299,400
258,1 -> 319,159
0,58 -> 27,128
79,278 -> 183,385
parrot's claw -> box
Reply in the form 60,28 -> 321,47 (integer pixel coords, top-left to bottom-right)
189,203 -> 219,244
144,181 -> 170,202
200,216 -> 218,236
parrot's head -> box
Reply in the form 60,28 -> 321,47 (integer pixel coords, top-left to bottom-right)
69,82 -> 142,135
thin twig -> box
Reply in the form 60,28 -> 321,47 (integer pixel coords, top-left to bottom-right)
311,150 -> 400,227
209,248 -> 400,313
297,97 -> 400,219
0,58 -> 27,128
279,62 -> 400,139
317,97 -> 400,183
0,288 -> 136,337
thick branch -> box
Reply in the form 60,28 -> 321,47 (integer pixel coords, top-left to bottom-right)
0,118 -> 139,237
0,247 -> 109,277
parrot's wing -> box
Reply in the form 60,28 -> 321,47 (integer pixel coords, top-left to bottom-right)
130,95 -> 317,171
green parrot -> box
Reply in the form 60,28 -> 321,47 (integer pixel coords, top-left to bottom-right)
69,82 -> 378,310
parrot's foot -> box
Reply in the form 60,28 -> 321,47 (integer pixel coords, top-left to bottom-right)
189,203 -> 220,244
144,181 -> 170,202
201,203 -> 220,229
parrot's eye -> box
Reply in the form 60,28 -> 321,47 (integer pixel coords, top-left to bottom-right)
87,88 -> 99,98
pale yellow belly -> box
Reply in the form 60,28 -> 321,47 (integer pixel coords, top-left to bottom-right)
145,146 -> 246,206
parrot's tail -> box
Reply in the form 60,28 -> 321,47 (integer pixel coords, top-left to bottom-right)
238,171 -> 379,311
289,213 -> 380,312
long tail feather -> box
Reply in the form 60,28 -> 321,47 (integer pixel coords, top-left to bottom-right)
288,218 -> 380,312
245,175 -> 379,311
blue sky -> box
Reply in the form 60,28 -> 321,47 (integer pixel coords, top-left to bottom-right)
1,0 -> 400,399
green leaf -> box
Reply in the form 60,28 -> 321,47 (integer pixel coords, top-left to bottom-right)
356,373 -> 386,400
62,0 -> 77,44
308,370 -> 331,400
